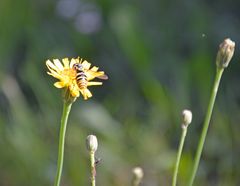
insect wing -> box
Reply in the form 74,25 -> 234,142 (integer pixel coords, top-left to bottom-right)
97,74 -> 108,80
87,69 -> 108,80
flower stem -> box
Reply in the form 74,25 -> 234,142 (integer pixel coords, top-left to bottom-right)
188,68 -> 224,186
172,126 -> 188,186
90,151 -> 96,186
54,101 -> 72,186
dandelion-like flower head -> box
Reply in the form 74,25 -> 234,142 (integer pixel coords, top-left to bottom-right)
46,57 -> 107,100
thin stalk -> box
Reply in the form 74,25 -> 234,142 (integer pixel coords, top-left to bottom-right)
54,101 -> 72,186
188,68 -> 224,186
132,179 -> 140,186
90,151 -> 96,186
172,126 -> 188,186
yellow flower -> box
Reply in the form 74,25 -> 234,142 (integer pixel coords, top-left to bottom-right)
46,57 -> 107,100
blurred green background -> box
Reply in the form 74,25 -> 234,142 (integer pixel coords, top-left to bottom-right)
0,0 -> 240,185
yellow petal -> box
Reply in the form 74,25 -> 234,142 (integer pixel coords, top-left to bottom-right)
70,88 -> 80,97
86,71 -> 104,80
82,60 -> 91,70
46,60 -> 59,72
68,83 -> 80,98
80,88 -> 92,100
85,89 -> 92,98
74,58 -> 80,64
62,58 -> 70,68
70,58 -> 77,68
54,81 -> 66,88
87,81 -> 102,86
47,71 -> 62,80
53,59 -> 64,71
47,67 -> 59,75
90,66 -> 99,72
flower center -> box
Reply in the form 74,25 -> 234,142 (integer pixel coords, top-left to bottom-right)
62,68 -> 76,80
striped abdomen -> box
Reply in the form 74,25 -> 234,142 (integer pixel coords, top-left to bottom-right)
73,63 -> 87,89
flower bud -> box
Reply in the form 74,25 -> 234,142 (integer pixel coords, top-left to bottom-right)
132,167 -> 144,185
182,109 -> 192,128
86,135 -> 98,153
216,38 -> 235,69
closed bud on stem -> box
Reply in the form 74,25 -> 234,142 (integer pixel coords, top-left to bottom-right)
216,38 -> 235,69
86,135 -> 98,153
182,109 -> 192,128
132,167 -> 144,186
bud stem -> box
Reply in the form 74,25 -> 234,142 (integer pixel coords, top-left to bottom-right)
90,151 -> 96,186
172,125 -> 188,186
188,68 -> 224,186
54,100 -> 72,186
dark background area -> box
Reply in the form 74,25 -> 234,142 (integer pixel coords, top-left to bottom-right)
0,0 -> 240,185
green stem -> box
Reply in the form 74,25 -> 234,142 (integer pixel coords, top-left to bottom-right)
90,151 -> 96,186
188,68 -> 224,186
172,126 -> 188,186
54,101 -> 72,186
132,179 -> 140,186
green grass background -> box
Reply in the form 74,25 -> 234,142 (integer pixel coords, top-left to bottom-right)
0,0 -> 240,185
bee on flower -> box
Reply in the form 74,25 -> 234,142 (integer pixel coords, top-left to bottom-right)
46,57 -> 108,100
